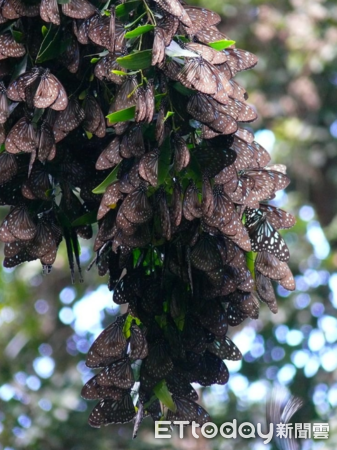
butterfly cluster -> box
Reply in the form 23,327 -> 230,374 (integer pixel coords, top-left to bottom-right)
0,0 -> 296,434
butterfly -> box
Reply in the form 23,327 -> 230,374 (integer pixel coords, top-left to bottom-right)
172,135 -> 190,172
95,137 -> 122,171
83,95 -> 106,137
187,93 -> 238,134
139,149 -> 159,187
129,323 -> 148,360
96,357 -> 134,389
170,180 -> 183,227
81,375 -> 128,400
53,98 -> 85,134
5,117 -> 36,154
183,181 -> 202,221
0,152 -> 17,183
0,32 -> 25,59
158,190 -> 171,240
88,9 -> 115,53
153,0 -> 192,28
120,124 -> 145,158
6,205 -> 37,241
255,251 -> 295,291
183,6 -> 221,35
88,394 -> 135,428
245,207 -> 290,261
143,339 -> 173,379
62,0 -> 95,19
166,373 -> 199,401
167,396 -> 210,425
40,0 -> 60,25
61,33 -> 80,73
180,58 -> 223,95
119,185 -> 152,225
266,389 -> 304,450
224,48 -> 258,77
196,300 -> 228,336
94,54 -> 124,84
22,162 -> 51,200
37,121 -> 56,162
97,182 -> 123,220
255,270 -> 278,314
207,335 -> 242,361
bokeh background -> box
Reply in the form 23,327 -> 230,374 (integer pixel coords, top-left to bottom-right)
1,0 -> 337,449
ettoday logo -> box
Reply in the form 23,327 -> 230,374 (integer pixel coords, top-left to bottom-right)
155,420 -> 274,443
154,420 -> 329,442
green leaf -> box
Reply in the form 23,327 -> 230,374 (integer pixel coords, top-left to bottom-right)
116,0 -> 140,18
92,164 -> 121,194
41,26 -> 48,37
11,54 -> 27,82
245,251 -> 257,281
111,69 -> 128,76
157,138 -> 172,185
36,25 -> 71,63
208,40 -> 236,51
106,106 -> 135,124
117,50 -> 152,70
125,24 -> 155,39
71,211 -> 98,227
12,30 -> 23,42
57,0 -> 70,4
153,381 -> 176,412
90,57 -> 100,64
164,111 -> 174,122
173,82 -> 194,97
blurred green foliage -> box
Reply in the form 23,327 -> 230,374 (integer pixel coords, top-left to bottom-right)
1,0 -> 337,449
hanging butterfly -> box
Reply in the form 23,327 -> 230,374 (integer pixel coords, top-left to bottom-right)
61,33 -> 80,73
0,152 -> 17,183
182,5 -> 221,35
170,180 -> 183,228
255,270 -> 278,314
142,339 -> 173,379
207,335 -> 242,361
95,136 -> 122,171
62,0 -> 95,19
88,394 -> 136,428
179,58 -> 223,96
224,48 -> 258,77
129,323 -> 148,360
120,124 -> 145,158
166,373 -> 199,401
96,357 -> 134,389
83,95 -> 106,137
94,54 -> 124,84
245,207 -> 290,261
6,205 -> 37,241
5,116 -> 36,154
54,98 -> 85,134
152,0 -> 192,28
0,32 -> 25,59
81,375 -> 128,400
40,0 -> 60,25
97,182 -> 123,220
119,185 -> 152,225
255,251 -> 295,291
167,396 -> 210,425
196,300 -> 228,336
183,180 -> 202,221
139,149 -> 159,187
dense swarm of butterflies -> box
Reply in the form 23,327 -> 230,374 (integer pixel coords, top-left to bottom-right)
0,0 -> 296,435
